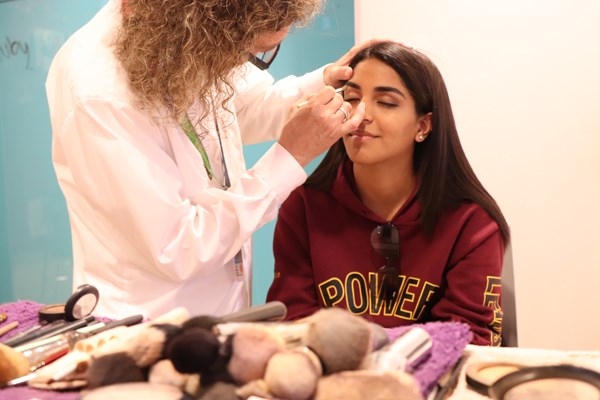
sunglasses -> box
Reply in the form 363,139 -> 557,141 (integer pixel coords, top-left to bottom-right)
248,43 -> 281,70
371,223 -> 401,302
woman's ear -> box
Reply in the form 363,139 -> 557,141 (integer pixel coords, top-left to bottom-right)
415,112 -> 433,142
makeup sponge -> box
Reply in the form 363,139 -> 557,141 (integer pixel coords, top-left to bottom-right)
0,343 -> 30,386
306,308 -> 373,373
264,346 -> 323,400
227,324 -> 286,384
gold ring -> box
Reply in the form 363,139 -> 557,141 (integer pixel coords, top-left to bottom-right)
337,108 -> 349,121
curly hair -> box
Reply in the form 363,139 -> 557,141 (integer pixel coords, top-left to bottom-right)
115,0 -> 322,126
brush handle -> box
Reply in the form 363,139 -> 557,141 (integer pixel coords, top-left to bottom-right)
297,86 -> 346,108
221,301 -> 287,323
28,315 -> 95,343
92,314 -> 144,334
0,321 -> 19,338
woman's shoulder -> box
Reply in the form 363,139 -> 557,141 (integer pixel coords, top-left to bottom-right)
438,201 -> 501,241
283,184 -> 335,209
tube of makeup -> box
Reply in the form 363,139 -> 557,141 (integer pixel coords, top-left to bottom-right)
369,327 -> 432,372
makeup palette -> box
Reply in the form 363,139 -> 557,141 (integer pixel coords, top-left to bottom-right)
466,361 -> 600,399
38,284 -> 99,323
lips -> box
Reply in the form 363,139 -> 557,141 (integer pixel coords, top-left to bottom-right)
349,130 -> 378,138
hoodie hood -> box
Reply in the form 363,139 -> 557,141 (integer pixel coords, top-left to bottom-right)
329,159 -> 422,227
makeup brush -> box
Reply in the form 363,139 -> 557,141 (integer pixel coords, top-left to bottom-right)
297,86 -> 345,108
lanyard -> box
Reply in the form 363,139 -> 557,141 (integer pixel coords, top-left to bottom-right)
180,113 -> 247,305
180,114 -> 230,190
181,115 -> 215,180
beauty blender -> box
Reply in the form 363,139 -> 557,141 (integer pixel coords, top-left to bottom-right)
305,308 -> 373,373
0,343 -> 30,386
227,324 -> 286,384
264,346 -> 323,400
253,309 -> 374,400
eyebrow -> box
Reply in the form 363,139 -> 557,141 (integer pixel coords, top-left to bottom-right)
346,81 -> 406,98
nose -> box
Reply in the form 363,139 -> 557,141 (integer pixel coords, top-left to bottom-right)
354,100 -> 372,124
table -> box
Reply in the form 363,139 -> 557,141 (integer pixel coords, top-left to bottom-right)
446,345 -> 600,399
2,299 -> 600,399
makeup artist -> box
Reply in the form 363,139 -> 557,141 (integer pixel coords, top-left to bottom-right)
46,0 -> 371,319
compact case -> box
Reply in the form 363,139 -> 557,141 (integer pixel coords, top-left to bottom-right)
466,361 -> 600,399
38,284 -> 99,323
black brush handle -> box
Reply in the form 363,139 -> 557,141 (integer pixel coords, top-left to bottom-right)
221,301 -> 287,323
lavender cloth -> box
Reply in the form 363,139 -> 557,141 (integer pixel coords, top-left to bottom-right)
0,300 -> 45,340
1,301 -> 472,400
1,301 -> 81,400
386,321 -> 473,397
0,301 -> 113,400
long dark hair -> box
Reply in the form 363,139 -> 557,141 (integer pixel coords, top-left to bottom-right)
306,42 -> 510,245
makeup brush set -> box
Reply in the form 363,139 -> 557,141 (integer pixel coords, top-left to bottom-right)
0,297 -> 446,400
75,306 -> 430,400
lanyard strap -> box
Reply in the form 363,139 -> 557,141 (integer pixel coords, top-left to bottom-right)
180,114 -> 246,305
180,114 -> 231,190
181,115 -> 215,180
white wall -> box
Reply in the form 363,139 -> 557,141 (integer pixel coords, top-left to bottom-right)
355,0 -> 600,351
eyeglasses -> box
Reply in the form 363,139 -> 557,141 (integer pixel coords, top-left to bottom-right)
248,43 -> 281,70
371,223 -> 401,301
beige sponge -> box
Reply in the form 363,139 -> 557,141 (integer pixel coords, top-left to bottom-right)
0,343 -> 30,386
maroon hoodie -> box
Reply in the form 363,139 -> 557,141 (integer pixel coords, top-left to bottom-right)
267,161 -> 505,346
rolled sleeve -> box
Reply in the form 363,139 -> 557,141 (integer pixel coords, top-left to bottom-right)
252,142 -> 307,204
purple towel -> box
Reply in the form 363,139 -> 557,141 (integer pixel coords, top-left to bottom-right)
1,301 -> 471,400
386,321 -> 472,397
0,300 -> 45,340
1,301 -> 81,400
0,301 -> 109,400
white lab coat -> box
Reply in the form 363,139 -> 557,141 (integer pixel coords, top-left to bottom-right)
46,0 -> 325,319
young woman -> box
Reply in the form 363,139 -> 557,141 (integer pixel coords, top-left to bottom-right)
267,42 -> 510,346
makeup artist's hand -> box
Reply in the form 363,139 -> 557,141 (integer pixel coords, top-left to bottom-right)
323,39 -> 392,87
278,86 -> 365,167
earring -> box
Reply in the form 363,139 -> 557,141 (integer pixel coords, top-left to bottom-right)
418,134 -> 424,141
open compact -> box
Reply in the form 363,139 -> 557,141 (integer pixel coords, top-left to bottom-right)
466,361 -> 600,399
38,284 -> 99,323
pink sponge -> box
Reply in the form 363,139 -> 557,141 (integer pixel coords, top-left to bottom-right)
264,347 -> 322,400
227,324 -> 286,384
